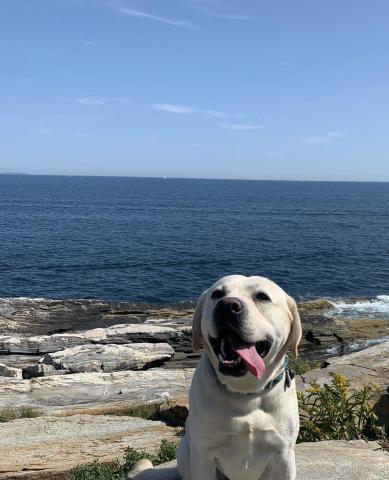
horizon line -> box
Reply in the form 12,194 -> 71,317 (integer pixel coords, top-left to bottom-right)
1,173 -> 389,183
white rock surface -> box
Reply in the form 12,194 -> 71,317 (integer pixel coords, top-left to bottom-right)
0,414 -> 178,479
42,343 -> 175,374
0,368 -> 194,411
0,329 -> 105,354
0,324 -> 187,355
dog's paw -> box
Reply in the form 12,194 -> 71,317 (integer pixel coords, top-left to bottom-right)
126,459 -> 154,479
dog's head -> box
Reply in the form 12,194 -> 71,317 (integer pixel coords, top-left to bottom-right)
192,275 -> 302,393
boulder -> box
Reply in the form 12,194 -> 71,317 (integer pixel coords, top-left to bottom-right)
0,368 -> 194,412
298,299 -> 335,312
41,343 -> 175,374
0,329 -> 105,355
101,324 -> 185,345
0,363 -> 22,379
22,364 -> 63,379
0,414 -> 178,479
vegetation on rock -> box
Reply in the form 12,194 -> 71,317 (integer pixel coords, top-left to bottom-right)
0,405 -> 41,423
69,439 -> 178,480
298,373 -> 385,442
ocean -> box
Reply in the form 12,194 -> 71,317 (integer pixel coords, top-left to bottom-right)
1,175 -> 389,315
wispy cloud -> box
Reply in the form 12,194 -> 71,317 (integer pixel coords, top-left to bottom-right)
118,8 -> 194,28
192,2 -> 261,21
217,14 -> 261,21
76,97 -> 132,106
299,131 -> 344,144
221,123 -> 265,131
152,103 -> 225,118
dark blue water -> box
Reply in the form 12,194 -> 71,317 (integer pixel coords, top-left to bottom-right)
1,175 -> 389,302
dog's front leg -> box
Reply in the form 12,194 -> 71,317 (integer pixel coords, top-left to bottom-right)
188,442 -> 217,480
262,450 -> 296,480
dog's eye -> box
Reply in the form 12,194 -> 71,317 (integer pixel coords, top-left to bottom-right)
211,289 -> 224,300
255,292 -> 271,302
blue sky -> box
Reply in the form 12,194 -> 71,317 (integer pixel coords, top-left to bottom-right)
1,0 -> 389,180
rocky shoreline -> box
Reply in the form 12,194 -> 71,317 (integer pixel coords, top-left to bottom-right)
1,296 -> 388,478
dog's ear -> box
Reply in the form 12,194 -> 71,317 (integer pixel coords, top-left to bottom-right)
287,295 -> 302,358
192,290 -> 206,352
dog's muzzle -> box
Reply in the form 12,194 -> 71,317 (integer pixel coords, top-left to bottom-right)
211,297 -> 272,379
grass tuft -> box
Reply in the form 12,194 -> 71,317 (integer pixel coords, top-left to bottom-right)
290,358 -> 319,376
0,405 -> 41,423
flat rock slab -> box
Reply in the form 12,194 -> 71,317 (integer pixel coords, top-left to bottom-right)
0,329 -> 105,355
296,440 -> 388,479
43,343 -> 175,374
147,441 -> 389,480
0,414 -> 178,479
298,340 -> 389,391
0,298 -> 193,336
0,368 -> 194,411
101,324 -> 188,345
0,324 -> 190,355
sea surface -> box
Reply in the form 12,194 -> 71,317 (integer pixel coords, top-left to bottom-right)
1,175 -> 389,316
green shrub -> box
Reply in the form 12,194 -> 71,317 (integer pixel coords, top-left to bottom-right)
298,372 -> 385,442
290,358 -> 319,376
123,447 -> 152,472
0,405 -> 41,422
70,440 -> 178,480
154,439 -> 177,465
69,460 -> 123,480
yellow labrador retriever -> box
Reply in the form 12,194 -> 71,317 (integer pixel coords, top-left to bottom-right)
129,275 -> 302,480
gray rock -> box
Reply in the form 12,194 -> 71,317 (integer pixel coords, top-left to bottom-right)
298,340 -> 389,391
22,363 -> 63,379
0,362 -> 22,379
0,329 -> 105,354
0,324 -> 188,355
42,343 -> 175,374
0,297 -> 193,336
140,441 -> 389,480
0,368 -> 194,412
296,440 -> 388,479
102,324 -> 186,345
0,414 -> 178,479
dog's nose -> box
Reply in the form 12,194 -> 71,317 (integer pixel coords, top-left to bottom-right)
215,297 -> 244,316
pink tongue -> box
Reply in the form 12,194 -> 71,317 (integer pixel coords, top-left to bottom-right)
233,344 -> 265,380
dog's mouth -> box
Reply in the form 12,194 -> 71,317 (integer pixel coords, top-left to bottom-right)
209,335 -> 272,379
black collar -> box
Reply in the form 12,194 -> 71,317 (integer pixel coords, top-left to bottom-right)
265,356 -> 294,391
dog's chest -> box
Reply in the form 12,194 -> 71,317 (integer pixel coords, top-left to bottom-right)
211,412 -> 284,480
